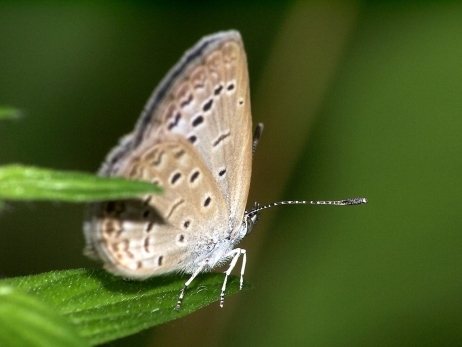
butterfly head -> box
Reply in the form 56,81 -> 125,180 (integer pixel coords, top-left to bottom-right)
242,202 -> 261,237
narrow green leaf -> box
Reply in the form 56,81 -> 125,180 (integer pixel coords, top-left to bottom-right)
0,165 -> 161,202
0,286 -> 89,347
0,107 -> 22,120
1,269 -> 250,345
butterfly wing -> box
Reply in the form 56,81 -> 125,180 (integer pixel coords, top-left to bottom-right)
84,31 -> 252,278
133,30 -> 252,230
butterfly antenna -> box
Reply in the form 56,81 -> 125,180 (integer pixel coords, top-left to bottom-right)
247,197 -> 367,216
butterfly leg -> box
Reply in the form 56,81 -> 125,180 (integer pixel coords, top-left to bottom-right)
252,123 -> 264,155
220,248 -> 247,307
175,260 -> 209,311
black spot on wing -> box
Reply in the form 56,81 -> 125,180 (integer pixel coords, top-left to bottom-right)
190,170 -> 200,183
213,132 -> 230,147
192,115 -> 204,127
214,84 -> 223,95
167,112 -> 181,130
170,172 -> 182,185
180,94 -> 193,108
202,99 -> 213,112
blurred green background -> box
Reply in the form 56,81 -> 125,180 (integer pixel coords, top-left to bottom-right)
1,1 -> 461,346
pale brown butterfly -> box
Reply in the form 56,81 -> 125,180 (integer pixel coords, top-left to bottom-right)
83,30 -> 367,310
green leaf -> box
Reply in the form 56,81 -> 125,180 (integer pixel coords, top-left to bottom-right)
0,165 -> 161,202
1,269 -> 250,346
0,107 -> 22,120
0,285 -> 89,347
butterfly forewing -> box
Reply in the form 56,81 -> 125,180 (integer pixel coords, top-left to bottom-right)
138,32 -> 252,228
84,31 -> 252,279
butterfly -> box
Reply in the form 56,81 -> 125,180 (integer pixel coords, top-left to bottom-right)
83,30 -> 367,310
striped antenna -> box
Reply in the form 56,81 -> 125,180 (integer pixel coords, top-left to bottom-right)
246,197 -> 367,217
